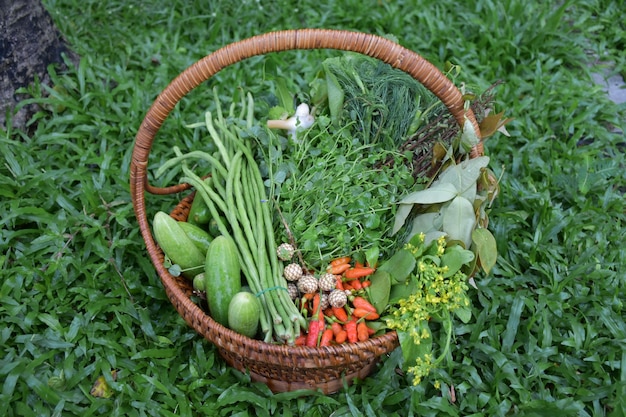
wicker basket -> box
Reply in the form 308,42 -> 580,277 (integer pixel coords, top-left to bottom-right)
130,29 -> 483,394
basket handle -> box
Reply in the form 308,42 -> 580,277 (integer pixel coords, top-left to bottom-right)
130,29 -> 483,222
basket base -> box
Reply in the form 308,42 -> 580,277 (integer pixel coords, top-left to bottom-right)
218,348 -> 380,394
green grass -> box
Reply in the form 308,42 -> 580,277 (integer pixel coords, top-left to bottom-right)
1,0 -> 625,415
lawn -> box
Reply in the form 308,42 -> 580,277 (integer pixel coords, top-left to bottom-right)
1,0 -> 625,416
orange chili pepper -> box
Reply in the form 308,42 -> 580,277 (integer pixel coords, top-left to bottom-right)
320,328 -> 334,347
352,308 -> 380,320
353,296 -> 377,313
332,306 -> 349,322
357,321 -> 369,342
330,256 -> 351,266
335,330 -> 347,344
344,267 -> 375,280
328,263 -> 351,275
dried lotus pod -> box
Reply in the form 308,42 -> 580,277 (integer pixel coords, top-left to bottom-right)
318,273 -> 337,292
328,289 -> 347,308
283,263 -> 303,281
297,274 -> 318,294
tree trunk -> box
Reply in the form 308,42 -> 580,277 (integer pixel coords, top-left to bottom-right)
0,0 -> 78,130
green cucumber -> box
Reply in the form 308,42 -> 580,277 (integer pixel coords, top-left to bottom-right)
192,273 -> 206,292
187,184 -> 212,226
153,211 -> 205,278
228,291 -> 261,338
178,221 -> 213,254
204,235 -> 242,326
207,216 -> 224,238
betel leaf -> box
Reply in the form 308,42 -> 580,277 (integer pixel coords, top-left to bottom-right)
440,244 -> 475,277
399,182 -> 458,205
397,321 -> 432,371
274,78 -> 295,114
454,305 -> 472,324
433,156 -> 490,196
407,211 -> 443,239
367,270 -> 391,314
322,61 -> 345,126
442,196 -> 476,248
378,249 -> 416,284
472,227 -> 498,275
391,203 -> 413,235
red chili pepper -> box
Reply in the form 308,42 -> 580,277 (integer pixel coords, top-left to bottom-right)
306,320 -> 321,347
335,330 -> 347,344
345,319 -> 358,343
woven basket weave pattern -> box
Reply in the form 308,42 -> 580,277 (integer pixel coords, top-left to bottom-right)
130,29 -> 483,394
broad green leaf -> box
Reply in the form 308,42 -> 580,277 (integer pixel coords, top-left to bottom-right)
367,270 -> 391,313
472,228 -> 498,275
441,245 -> 475,277
433,156 -> 490,195
399,182 -> 458,205
423,230 -> 447,246
364,246 -> 380,268
378,249 -> 416,284
274,78 -> 295,114
391,203 -> 413,235
397,321 -> 432,371
442,196 -> 476,248
454,305 -> 472,324
323,63 -> 345,126
389,278 -> 418,305
408,211 -> 442,238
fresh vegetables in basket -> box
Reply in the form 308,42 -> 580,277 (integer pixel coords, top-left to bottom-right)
151,52 -> 508,385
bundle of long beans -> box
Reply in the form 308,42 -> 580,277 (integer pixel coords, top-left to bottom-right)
156,92 -> 306,344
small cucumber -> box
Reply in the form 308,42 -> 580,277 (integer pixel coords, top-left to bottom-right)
192,273 -> 206,292
153,211 -> 205,278
187,182 -> 212,226
204,235 -> 242,326
207,216 -> 224,238
228,291 -> 261,338
178,221 -> 213,254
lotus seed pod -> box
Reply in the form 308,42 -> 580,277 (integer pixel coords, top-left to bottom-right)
319,292 -> 330,311
318,273 -> 336,292
283,263 -> 303,281
287,282 -> 299,300
297,274 -> 318,294
276,243 -> 295,261
328,289 -> 348,308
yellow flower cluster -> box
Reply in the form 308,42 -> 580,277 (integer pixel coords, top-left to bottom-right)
407,354 -> 433,386
385,234 -> 471,386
